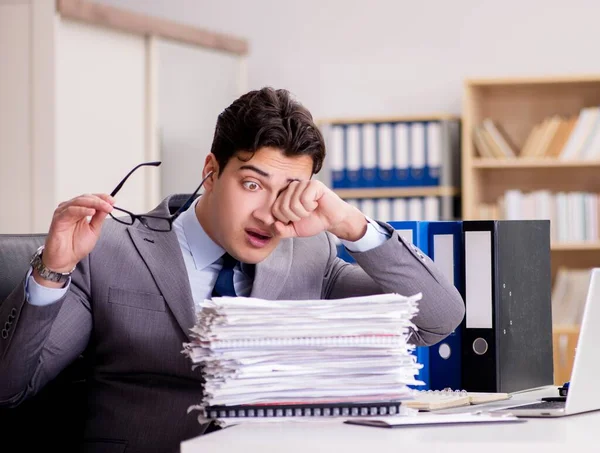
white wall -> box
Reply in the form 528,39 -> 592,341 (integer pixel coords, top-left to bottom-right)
56,20 -> 149,214
157,39 -> 244,197
0,2 -> 32,232
0,1 -> 249,233
95,0 -> 600,121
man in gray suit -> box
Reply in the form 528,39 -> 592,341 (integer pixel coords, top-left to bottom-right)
0,87 -> 464,452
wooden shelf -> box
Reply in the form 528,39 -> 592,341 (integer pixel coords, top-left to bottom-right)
553,324 -> 581,334
334,186 -> 459,199
317,113 -> 459,126
466,74 -> 600,86
57,0 -> 249,55
551,242 -> 600,251
462,76 -> 600,386
463,74 -> 600,216
462,74 -> 600,316
472,158 -> 600,169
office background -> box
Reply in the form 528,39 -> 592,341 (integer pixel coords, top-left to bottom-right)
1,0 -> 598,384
96,0 -> 600,119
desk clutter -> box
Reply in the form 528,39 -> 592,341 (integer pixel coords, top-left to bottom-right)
404,389 -> 510,411
182,293 -> 424,424
179,218 -> 554,428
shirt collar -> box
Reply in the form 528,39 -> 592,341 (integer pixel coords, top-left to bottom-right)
180,198 -> 225,270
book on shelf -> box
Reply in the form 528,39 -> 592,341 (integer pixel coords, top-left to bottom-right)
473,106 -> 600,161
552,267 -> 593,326
482,119 -> 517,158
479,190 -> 599,244
473,120 -> 517,159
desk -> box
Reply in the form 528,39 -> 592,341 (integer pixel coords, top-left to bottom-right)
181,386 -> 599,453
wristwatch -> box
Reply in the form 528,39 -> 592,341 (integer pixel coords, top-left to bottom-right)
30,245 -> 75,284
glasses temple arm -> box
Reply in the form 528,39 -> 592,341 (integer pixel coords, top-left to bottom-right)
171,171 -> 214,217
110,161 -> 161,197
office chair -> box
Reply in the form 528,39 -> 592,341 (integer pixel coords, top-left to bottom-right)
0,234 -> 88,451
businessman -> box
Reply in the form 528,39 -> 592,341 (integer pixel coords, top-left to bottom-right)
0,87 -> 465,453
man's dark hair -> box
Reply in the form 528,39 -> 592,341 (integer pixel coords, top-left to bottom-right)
210,87 -> 325,175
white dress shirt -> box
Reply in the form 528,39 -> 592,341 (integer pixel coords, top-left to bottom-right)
25,200 -> 390,309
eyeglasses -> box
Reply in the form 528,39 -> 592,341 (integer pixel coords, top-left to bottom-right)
109,161 -> 213,232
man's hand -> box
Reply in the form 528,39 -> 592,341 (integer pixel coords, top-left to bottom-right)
33,193 -> 115,288
271,180 -> 367,241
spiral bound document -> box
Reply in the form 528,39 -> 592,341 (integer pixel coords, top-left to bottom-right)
204,400 -> 405,419
199,335 -> 409,350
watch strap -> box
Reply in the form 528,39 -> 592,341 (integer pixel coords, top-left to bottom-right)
30,245 -> 75,284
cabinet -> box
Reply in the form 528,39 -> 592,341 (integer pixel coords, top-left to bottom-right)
0,0 -> 248,233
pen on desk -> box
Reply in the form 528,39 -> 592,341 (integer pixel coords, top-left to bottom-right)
471,410 -> 513,418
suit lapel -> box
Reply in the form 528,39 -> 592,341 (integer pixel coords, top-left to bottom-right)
251,239 -> 293,300
127,226 -> 195,340
124,194 -> 295,337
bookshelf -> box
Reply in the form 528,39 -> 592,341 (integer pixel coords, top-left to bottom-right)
472,158 -> 600,169
462,75 -> 600,384
462,74 -> 600,275
317,114 -> 461,222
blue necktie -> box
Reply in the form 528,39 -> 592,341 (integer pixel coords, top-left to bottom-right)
212,253 -> 237,298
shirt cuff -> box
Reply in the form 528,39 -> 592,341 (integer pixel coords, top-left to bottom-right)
340,216 -> 391,253
25,267 -> 70,306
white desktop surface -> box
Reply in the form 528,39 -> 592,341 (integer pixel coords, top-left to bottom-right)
180,386 -> 600,453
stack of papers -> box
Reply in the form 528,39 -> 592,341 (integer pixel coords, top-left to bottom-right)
182,292 -> 423,416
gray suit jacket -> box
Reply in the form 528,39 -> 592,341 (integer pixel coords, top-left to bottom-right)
0,194 -> 464,453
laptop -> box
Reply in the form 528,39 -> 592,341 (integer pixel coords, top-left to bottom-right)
493,268 -> 600,417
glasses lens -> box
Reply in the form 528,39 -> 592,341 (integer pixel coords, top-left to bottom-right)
139,216 -> 171,232
109,208 -> 135,225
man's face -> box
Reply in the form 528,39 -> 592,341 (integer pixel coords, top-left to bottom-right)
199,147 -> 314,264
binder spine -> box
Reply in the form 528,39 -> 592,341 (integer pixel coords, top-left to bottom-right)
361,123 -> 377,188
388,220 -> 431,390
329,124 -> 346,188
440,119 -> 458,188
346,124 -> 361,188
409,122 -> 426,186
426,121 -> 442,186
393,122 -> 410,186
377,123 -> 394,187
427,221 -> 463,391
461,221 -> 498,392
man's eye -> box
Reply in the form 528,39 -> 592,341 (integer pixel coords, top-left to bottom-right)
242,181 -> 261,191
